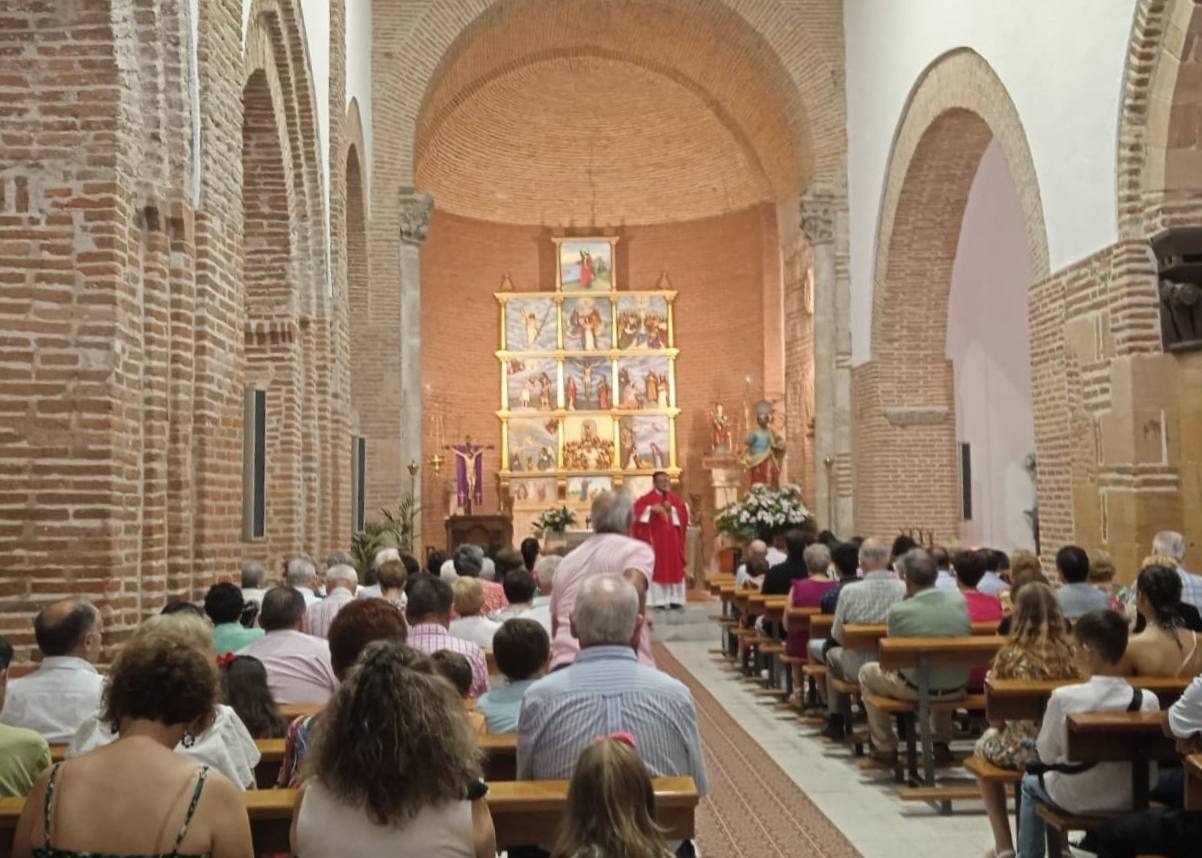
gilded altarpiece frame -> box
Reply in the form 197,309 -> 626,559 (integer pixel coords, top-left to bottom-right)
496,237 -> 680,525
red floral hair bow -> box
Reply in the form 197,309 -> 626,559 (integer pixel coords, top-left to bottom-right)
215,653 -> 237,668
595,731 -> 637,748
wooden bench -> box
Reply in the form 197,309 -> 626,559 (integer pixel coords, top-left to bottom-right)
1065,710 -> 1176,809
0,777 -> 699,854
986,676 -> 1190,723
255,732 -> 519,787
876,635 -> 1005,811
1185,753 -> 1202,812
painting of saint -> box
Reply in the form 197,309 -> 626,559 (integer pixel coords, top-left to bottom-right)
615,356 -> 672,411
507,418 -> 558,473
615,294 -> 670,349
562,357 -> 612,411
511,477 -> 558,508
562,415 -> 615,472
558,239 -> 615,292
504,297 -> 557,352
505,357 -> 557,412
619,416 -> 670,471
562,297 -> 611,351
565,476 -> 613,504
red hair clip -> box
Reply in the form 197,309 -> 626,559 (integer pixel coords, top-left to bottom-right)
215,653 -> 237,667
595,731 -> 637,748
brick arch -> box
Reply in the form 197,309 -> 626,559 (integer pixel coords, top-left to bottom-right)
854,49 -> 1049,542
345,101 -> 372,445
1118,0 -> 1202,235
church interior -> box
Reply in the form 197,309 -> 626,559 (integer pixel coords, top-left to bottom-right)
3,1 -> 1202,857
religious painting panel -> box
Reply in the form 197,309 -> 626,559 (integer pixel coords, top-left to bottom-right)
565,475 -> 613,506
510,477 -> 559,508
615,355 -> 672,410
616,294 -> 671,349
504,356 -> 558,412
561,295 -> 613,352
624,474 -> 654,499
503,295 -> 558,352
618,415 -> 670,471
562,415 -> 616,472
507,416 -> 559,474
562,356 -> 613,412
557,238 -> 615,292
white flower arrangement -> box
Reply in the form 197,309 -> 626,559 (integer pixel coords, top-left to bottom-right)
532,505 -> 578,534
715,483 -> 811,541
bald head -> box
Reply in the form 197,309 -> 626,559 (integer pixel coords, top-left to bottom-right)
571,576 -> 641,648
747,539 -> 768,560
859,538 -> 889,572
325,564 -> 358,594
34,598 -> 101,661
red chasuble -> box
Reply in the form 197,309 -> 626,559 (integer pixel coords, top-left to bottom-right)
632,490 -> 689,584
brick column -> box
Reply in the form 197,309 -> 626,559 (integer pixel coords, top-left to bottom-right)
802,190 -> 852,534
399,191 -> 433,547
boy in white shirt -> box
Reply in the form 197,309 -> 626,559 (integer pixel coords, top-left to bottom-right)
1017,610 -> 1159,858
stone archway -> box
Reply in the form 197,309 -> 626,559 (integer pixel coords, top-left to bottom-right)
854,49 -> 1050,542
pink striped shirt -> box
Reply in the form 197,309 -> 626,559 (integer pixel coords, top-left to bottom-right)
407,623 -> 489,697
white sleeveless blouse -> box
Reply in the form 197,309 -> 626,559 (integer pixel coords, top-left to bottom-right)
295,781 -> 476,857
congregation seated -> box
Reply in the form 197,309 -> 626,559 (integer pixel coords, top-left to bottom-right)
450,578 -> 502,649
1054,545 -> 1111,620
978,549 -> 1011,597
477,618 -> 550,733
1123,564 -> 1202,677
1088,549 -> 1125,611
303,563 -> 358,639
239,559 -> 268,607
237,587 -> 337,705
740,556 -> 769,592
357,547 -> 399,599
783,543 -> 836,657
290,639 -> 495,858
1017,610 -> 1159,858
1151,529 -> 1202,610
494,547 -> 526,581
286,556 -> 322,608
1131,553 -> 1202,633
426,548 -> 449,579
429,650 -> 487,732
0,598 -> 104,744
375,557 -> 409,609
804,541 -> 861,663
161,600 -> 205,617
549,491 -> 654,670
278,597 -> 408,787
204,582 -> 263,655
521,536 -> 541,574
1093,672 -> 1202,857
491,566 -> 553,634
69,613 -> 261,789
933,545 -> 957,591
822,538 -> 903,741
858,548 -> 970,766
997,551 -> 1049,630
12,628 -> 253,858
953,549 -> 1004,689
454,544 -> 508,612
518,576 -> 708,799
972,582 -> 1080,858
551,735 -> 674,858
734,538 -> 771,588
0,635 -> 50,798
219,655 -> 288,739
759,529 -> 812,596
406,576 -> 489,697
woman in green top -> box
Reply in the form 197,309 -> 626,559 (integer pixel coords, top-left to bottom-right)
12,628 -> 253,858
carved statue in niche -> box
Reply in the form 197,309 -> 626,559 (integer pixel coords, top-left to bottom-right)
743,399 -> 785,486
710,403 -> 733,454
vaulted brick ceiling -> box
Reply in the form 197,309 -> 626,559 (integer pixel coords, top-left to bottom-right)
414,0 -> 806,225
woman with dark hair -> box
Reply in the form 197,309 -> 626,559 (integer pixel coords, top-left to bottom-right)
1124,563 -> 1202,677
220,656 -> 287,739
13,631 -> 253,858
290,640 -> 494,858
551,735 -> 673,858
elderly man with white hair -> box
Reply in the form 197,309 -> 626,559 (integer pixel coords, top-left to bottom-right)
304,564 -> 358,638
735,538 -> 785,588
285,556 -> 321,608
240,559 -> 268,607
548,491 -> 656,670
1152,530 -> 1202,610
517,576 -> 708,802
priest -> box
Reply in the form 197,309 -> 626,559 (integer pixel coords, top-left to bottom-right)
632,470 -> 690,609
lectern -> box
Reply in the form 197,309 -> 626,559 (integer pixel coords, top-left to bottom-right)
445,514 -> 513,554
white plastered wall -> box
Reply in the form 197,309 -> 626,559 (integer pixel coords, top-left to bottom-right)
843,0 -> 1138,365
946,141 -> 1037,553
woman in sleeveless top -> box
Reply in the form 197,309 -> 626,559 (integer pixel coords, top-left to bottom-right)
1124,564 -> 1202,677
972,583 -> 1080,858
290,640 -> 495,857
12,628 -> 252,858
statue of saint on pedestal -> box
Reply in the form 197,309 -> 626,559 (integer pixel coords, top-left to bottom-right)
709,402 -> 733,454
743,399 -> 784,486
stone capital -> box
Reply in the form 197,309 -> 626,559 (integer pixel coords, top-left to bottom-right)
800,193 -> 835,246
398,190 -> 434,245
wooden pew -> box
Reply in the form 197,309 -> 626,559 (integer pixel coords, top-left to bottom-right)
1185,753 -> 1202,812
0,778 -> 699,855
255,732 -> 519,788
986,676 -> 1190,723
1065,710 -> 1176,810
706,575 -> 735,596
876,635 -> 1005,810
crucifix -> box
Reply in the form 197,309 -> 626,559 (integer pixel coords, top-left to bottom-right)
445,435 -> 494,515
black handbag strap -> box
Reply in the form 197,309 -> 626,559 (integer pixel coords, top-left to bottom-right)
1031,686 -> 1143,777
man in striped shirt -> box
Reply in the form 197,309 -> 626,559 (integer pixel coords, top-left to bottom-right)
405,575 -> 489,697
517,576 -> 707,794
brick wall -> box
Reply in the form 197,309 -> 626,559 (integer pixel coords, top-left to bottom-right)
419,205 -> 777,545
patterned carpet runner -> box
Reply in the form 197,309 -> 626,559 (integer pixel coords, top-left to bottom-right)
653,644 -> 863,858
